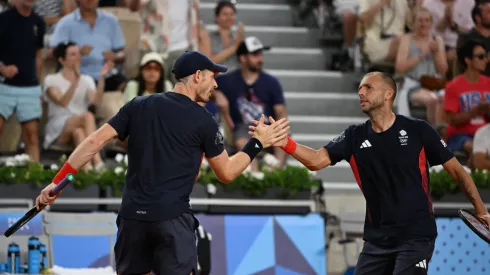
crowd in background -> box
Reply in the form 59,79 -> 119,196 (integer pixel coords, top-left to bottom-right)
299,0 -> 490,170
0,0 -> 489,172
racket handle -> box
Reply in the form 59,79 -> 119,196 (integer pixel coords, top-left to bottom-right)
48,174 -> 75,196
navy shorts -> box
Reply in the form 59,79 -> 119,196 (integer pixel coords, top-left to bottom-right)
114,213 -> 198,275
354,238 -> 435,275
446,134 -> 473,152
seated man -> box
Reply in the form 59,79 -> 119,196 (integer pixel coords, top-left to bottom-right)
43,42 -> 110,172
49,0 -> 126,94
214,37 -> 288,170
444,39 -> 490,157
359,0 -> 422,64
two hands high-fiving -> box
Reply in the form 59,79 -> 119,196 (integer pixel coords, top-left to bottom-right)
247,115 -> 290,148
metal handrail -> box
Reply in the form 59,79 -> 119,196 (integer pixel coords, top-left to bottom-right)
51,197 -> 316,212
0,199 -> 33,208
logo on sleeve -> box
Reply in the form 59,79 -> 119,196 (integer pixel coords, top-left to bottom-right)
440,139 -> 447,147
332,131 -> 345,143
399,130 -> 408,146
215,131 -> 224,145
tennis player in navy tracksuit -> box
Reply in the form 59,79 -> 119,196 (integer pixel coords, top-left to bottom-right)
251,71 -> 490,275
36,51 -> 290,275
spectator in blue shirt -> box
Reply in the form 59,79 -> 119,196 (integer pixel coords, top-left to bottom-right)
50,0 -> 126,92
214,36 -> 288,169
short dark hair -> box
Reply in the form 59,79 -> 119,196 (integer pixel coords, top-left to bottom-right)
472,0 -> 490,24
457,38 -> 486,70
53,41 -> 77,60
363,71 -> 398,101
215,0 -> 236,17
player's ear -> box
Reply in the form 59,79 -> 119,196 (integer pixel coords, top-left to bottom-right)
385,89 -> 394,102
194,70 -> 203,82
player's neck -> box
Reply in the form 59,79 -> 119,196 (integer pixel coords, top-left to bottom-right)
369,111 -> 396,133
15,4 -> 32,16
172,84 -> 196,102
240,68 -> 259,85
463,69 -> 480,83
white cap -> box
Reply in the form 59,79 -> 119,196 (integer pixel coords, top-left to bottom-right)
140,52 -> 164,67
237,36 -> 271,55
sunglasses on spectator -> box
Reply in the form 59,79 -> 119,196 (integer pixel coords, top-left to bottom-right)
144,64 -> 162,72
473,53 -> 487,60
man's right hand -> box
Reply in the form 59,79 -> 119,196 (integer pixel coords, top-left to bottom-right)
35,183 -> 61,210
0,65 -> 18,78
249,114 -> 290,148
248,116 -> 289,147
475,98 -> 490,113
80,44 -> 93,56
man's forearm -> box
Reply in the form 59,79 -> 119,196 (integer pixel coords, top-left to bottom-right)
448,109 -> 478,126
291,144 -> 329,171
66,134 -> 106,169
359,1 -> 384,25
222,152 -> 253,183
455,167 -> 487,214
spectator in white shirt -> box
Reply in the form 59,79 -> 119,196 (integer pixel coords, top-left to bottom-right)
473,119 -> 490,170
43,42 -> 111,172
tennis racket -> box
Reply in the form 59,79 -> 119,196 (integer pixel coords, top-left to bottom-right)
458,209 -> 490,245
3,174 -> 74,238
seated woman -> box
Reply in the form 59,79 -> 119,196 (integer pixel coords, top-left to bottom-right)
204,0 -> 245,70
123,52 -> 172,103
43,41 -> 111,172
395,7 -> 448,126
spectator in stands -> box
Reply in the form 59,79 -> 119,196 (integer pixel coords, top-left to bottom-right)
359,0 -> 423,64
472,112 -> 490,169
50,0 -> 127,125
457,0 -> 490,76
123,52 -> 172,103
43,42 -> 110,172
0,0 -> 46,162
214,37 -> 288,169
126,0 -> 200,85
395,7 -> 448,126
34,0 -> 76,35
50,0 -> 126,92
444,39 -> 490,159
205,1 -> 245,70
333,0 -> 359,66
0,0 -> 9,12
424,0 -> 474,64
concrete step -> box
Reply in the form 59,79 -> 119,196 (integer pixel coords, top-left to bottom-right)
268,70 -> 359,92
200,3 -> 294,26
205,25 -> 322,48
285,92 -> 364,117
264,48 -> 328,70
287,159 -> 357,187
289,115 -> 366,135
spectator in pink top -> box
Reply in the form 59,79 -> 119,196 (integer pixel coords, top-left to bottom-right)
423,0 -> 475,62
